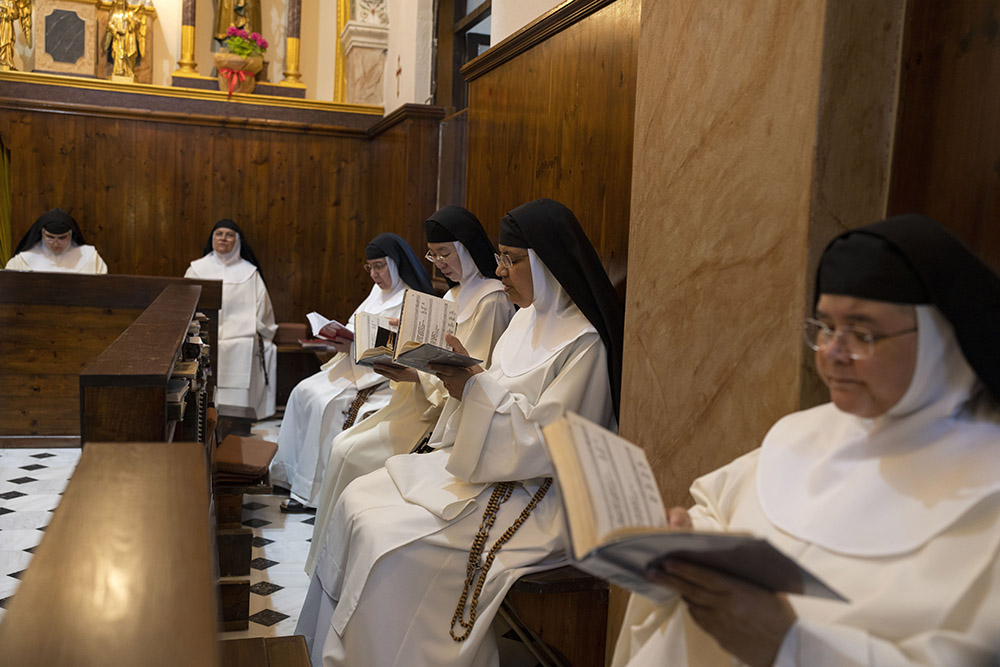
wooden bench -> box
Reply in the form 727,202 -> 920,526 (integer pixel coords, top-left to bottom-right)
500,566 -> 610,667
0,442 -> 220,666
206,408 -> 280,630
0,271 -> 221,446
221,636 -> 310,667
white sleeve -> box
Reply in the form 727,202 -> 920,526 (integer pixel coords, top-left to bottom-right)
775,616 -> 1000,667
4,254 -> 29,271
445,333 -> 614,483
93,252 -> 108,274
255,272 -> 278,340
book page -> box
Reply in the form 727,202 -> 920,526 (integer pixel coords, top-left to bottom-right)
396,290 -> 457,352
306,311 -> 352,340
564,412 -> 667,542
354,312 -> 397,364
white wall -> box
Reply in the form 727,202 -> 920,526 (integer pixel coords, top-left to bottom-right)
490,0 -> 562,46
382,0 -> 434,113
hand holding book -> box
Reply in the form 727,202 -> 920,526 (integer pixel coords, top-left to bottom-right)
428,333 -> 484,400
542,413 -> 847,605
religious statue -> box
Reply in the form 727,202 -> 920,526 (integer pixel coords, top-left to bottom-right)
0,0 -> 31,72
102,0 -> 146,81
214,0 -> 261,43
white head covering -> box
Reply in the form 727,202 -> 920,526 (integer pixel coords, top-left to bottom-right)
187,235 -> 257,284
17,241 -> 99,273
349,255 -> 405,329
492,249 -> 595,377
443,241 -> 504,323
757,305 -> 1000,557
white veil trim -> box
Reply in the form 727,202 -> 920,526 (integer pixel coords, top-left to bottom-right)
493,249 -> 595,377
444,241 -> 505,323
757,305 -> 1000,556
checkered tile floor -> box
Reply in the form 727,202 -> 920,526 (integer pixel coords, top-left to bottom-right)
0,420 -> 312,638
0,422 -> 542,663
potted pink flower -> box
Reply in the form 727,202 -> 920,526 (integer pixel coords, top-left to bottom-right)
214,26 -> 269,97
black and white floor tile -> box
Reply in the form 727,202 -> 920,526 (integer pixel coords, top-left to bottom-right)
0,418 -> 312,638
0,448 -> 81,624
0,419 -> 541,663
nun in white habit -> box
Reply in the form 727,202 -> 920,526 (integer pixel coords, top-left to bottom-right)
296,198 -> 624,667
185,219 -> 277,420
269,233 -> 434,512
612,215 -> 1000,667
5,209 -> 108,274
305,205 -> 514,573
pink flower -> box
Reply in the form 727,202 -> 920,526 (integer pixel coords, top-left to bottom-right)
258,38 -> 269,49
226,26 -> 239,37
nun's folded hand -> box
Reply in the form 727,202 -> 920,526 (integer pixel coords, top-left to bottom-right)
647,559 -> 796,667
373,362 -> 419,384
430,334 -> 484,400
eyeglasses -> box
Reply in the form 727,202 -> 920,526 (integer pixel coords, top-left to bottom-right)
425,250 -> 452,263
494,252 -> 526,269
802,318 -> 917,360
364,261 -> 387,273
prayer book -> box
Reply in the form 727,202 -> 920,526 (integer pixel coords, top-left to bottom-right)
353,312 -> 399,366
306,311 -> 355,342
543,412 -> 847,604
389,290 -> 482,372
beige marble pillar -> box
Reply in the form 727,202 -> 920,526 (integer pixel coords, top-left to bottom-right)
621,0 -> 905,508
339,0 -> 388,105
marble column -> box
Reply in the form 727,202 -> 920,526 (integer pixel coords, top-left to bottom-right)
621,0 -> 906,507
173,0 -> 198,76
339,0 -> 388,105
279,0 -> 305,88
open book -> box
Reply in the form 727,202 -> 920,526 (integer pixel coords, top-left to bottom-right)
353,312 -> 399,366
542,413 -> 847,604
389,290 -> 481,372
306,311 -> 354,342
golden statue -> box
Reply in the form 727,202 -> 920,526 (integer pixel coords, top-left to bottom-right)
214,0 -> 261,42
102,0 -> 146,81
0,0 -> 31,72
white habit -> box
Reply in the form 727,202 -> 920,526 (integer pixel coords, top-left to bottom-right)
305,280 -> 514,575
298,252 -> 616,667
185,252 -> 277,420
5,242 -> 108,274
269,265 -> 411,506
612,307 -> 1000,667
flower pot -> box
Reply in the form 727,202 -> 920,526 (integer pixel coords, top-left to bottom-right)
214,52 -> 264,96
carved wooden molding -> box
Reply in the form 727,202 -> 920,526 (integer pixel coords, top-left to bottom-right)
0,96 -> 372,137
460,0 -> 619,82
367,103 -> 447,136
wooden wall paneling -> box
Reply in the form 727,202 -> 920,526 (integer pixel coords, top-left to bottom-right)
888,0 -> 1000,271
0,304 -> 141,436
0,92 -> 445,327
438,109 -> 468,208
463,0 -> 638,278
152,121 -> 181,278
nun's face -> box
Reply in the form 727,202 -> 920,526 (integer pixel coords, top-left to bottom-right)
213,228 -> 238,255
366,256 -> 391,290
814,295 -> 918,418
496,244 -> 533,308
426,242 -> 462,282
42,229 -> 72,255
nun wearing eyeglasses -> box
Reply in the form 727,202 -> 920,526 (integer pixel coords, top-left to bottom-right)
269,233 -> 434,513
296,199 -> 623,666
612,215 -> 1000,667
185,219 -> 276,420
6,209 -> 108,274
304,206 -> 514,574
